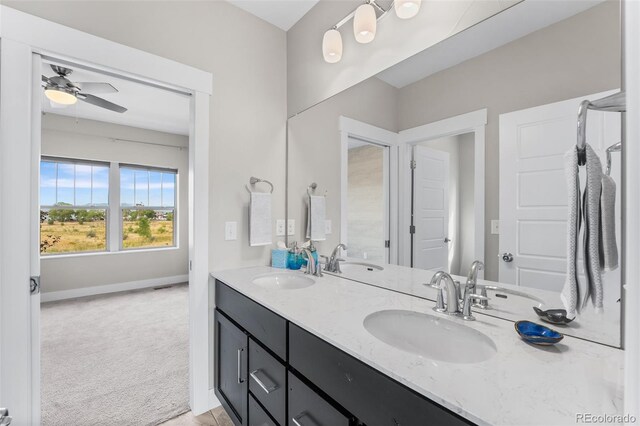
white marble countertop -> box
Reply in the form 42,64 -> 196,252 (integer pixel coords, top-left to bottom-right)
211,266 -> 624,426
329,260 -> 621,347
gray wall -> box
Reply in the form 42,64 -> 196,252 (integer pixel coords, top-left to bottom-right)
287,0 -> 517,115
288,77 -> 398,254
7,1 -> 288,272
397,0 -> 621,280
41,114 -> 188,293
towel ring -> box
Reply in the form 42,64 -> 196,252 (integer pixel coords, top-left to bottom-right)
245,176 -> 273,194
307,182 -> 327,197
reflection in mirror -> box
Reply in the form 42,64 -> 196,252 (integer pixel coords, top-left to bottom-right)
287,0 -> 622,347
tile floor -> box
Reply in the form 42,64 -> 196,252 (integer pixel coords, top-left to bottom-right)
160,406 -> 233,426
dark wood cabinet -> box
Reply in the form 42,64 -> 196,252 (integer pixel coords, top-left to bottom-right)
215,310 -> 248,425
214,279 -> 475,426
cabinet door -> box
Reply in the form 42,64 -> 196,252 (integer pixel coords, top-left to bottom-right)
215,310 -> 248,425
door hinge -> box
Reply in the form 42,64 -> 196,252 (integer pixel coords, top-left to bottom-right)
410,160 -> 417,169
30,276 -> 40,295
409,225 -> 416,234
189,260 -> 192,271
384,240 -> 390,248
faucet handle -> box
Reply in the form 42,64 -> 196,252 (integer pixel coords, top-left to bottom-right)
462,293 -> 490,321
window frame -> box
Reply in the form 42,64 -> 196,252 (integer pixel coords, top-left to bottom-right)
40,156 -> 111,256
119,164 -> 178,251
39,157 -> 179,257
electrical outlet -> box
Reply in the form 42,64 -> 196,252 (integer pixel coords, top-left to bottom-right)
491,220 -> 500,235
225,221 -> 237,241
325,219 -> 332,235
287,219 -> 295,236
276,219 -> 286,236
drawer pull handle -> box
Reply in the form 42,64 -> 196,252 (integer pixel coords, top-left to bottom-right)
250,369 -> 279,394
292,412 -> 319,426
237,348 -> 244,384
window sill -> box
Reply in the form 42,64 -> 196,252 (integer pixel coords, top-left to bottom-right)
41,246 -> 181,260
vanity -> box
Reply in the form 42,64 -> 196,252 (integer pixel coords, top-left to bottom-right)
212,267 -> 623,426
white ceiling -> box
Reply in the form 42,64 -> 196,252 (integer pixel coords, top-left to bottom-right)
226,0 -> 320,31
41,61 -> 191,135
376,0 -> 605,88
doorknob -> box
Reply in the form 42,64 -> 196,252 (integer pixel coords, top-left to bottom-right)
500,252 -> 514,263
444,237 -> 451,243
0,408 -> 12,425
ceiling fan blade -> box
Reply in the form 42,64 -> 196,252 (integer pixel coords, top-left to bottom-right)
77,93 -> 127,113
74,82 -> 118,94
41,75 -> 50,87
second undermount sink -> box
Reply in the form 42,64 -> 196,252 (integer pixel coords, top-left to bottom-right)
340,262 -> 384,273
252,273 -> 315,290
364,310 -> 497,364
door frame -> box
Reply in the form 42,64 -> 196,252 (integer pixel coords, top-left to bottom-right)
339,116 -> 398,264
0,5 -> 215,422
397,109 -> 486,271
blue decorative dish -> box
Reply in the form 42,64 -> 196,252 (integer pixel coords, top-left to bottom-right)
514,320 -> 564,345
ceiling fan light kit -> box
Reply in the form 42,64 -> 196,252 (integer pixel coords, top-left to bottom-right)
41,64 -> 128,113
322,0 -> 422,63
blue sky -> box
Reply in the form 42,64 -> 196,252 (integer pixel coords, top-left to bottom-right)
41,161 -> 175,208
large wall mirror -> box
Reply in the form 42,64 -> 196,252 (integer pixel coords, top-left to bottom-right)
287,0 -> 622,347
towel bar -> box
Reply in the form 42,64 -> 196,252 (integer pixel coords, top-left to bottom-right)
245,176 -> 274,194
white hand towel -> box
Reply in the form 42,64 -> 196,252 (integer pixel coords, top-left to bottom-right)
305,195 -> 326,241
561,146 -> 583,318
583,144 -> 604,313
600,174 -> 619,271
249,192 -> 272,247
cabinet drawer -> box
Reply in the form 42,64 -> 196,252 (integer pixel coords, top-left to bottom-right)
249,338 -> 286,425
289,324 -> 472,426
249,395 -> 277,426
216,280 -> 287,360
288,372 -> 349,426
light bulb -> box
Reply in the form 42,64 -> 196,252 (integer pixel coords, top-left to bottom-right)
394,0 -> 421,19
45,88 -> 77,105
323,29 -> 343,63
354,3 -> 376,44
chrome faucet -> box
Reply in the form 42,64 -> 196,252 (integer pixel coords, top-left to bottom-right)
301,248 -> 322,277
461,292 -> 490,321
427,271 -> 461,316
325,243 -> 347,273
464,260 -> 485,303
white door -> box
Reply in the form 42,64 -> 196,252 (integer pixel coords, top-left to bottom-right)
413,146 -> 450,271
499,90 -> 621,297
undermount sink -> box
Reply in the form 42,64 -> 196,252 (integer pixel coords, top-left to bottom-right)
252,273 -> 315,290
340,262 -> 384,273
363,310 -> 497,364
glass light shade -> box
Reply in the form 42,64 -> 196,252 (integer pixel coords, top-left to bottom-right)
394,0 -> 421,19
323,29 -> 343,63
354,3 -> 377,44
45,88 -> 77,105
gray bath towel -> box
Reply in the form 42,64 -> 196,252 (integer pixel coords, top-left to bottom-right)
561,146 -> 583,318
600,174 -> 619,271
583,145 -> 604,313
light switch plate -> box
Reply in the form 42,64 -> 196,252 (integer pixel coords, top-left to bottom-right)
491,220 -> 500,235
276,219 -> 286,236
325,219 -> 332,235
287,219 -> 295,236
225,221 -> 237,241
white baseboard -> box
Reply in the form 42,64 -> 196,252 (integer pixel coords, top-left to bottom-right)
41,274 -> 189,302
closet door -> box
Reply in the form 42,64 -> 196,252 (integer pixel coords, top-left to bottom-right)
215,310 -> 248,425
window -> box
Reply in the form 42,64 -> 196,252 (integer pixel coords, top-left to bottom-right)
120,166 -> 177,249
40,158 -> 109,255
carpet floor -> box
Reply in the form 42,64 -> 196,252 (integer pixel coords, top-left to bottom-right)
41,284 -> 190,426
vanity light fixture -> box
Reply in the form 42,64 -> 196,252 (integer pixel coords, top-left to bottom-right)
354,3 -> 377,44
322,28 -> 343,63
322,0 -> 421,63
44,87 -> 78,105
394,0 -> 421,19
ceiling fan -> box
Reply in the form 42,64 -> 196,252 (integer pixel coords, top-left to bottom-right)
41,64 -> 128,113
